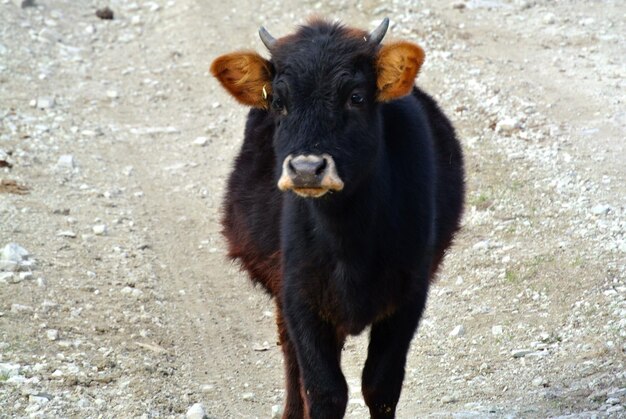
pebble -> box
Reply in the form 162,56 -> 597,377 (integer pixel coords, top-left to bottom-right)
18,272 -> 33,281
472,240 -> 490,251
1,243 -> 34,271
608,388 -> 626,399
590,204 -> 611,215
532,376 -> 545,386
35,97 -> 56,109
130,126 -> 180,135
56,154 -> 75,169
0,149 -> 11,167
2,243 -> 29,263
0,272 -> 13,283
95,7 -> 114,20
92,224 -> 108,235
450,325 -> 465,337
441,394 -> 458,404
106,90 -> 120,99
57,230 -> 77,238
607,405 -> 624,414
543,13 -> 556,25
512,349 -> 533,358
495,117 -> 520,135
12,0 -> 35,8
29,395 -> 50,405
185,403 -> 207,419
200,384 -> 215,393
242,392 -> 255,401
492,325 -> 504,335
193,136 -> 209,147
46,329 -> 59,341
0,362 -> 21,377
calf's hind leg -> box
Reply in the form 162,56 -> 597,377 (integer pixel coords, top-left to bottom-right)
276,304 -> 305,418
361,287 -> 429,418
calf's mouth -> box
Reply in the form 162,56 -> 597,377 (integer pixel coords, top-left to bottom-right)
277,154 -> 344,198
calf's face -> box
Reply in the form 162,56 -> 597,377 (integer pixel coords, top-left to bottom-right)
211,19 -> 424,198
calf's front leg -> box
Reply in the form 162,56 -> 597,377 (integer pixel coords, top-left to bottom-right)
283,292 -> 347,419
362,286 -> 429,419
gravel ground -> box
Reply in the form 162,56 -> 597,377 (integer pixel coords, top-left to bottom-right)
0,0 -> 624,418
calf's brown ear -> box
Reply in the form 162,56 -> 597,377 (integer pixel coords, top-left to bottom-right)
376,41 -> 425,102
210,52 -> 272,108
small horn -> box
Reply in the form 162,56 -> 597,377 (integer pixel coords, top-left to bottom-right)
259,26 -> 277,50
369,17 -> 389,45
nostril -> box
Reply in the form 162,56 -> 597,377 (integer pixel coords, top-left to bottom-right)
315,158 -> 327,176
287,160 -> 296,174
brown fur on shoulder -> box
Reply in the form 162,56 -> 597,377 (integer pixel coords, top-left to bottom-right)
210,52 -> 273,108
376,41 -> 425,102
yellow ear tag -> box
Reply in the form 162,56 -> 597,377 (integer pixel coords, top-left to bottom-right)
262,84 -> 268,100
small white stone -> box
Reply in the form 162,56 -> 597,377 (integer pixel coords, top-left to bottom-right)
492,325 -> 504,336
532,376 -> 545,386
543,13 -> 556,25
472,240 -> 489,251
200,384 -> 215,393
0,272 -> 13,283
36,97 -> 56,109
57,230 -> 77,238
449,325 -> 465,337
106,90 -> 119,99
590,204 -> 611,215
2,243 -> 30,263
495,118 -> 520,135
186,403 -> 207,419
348,398 -> 366,407
0,362 -> 21,377
56,154 -> 75,169
18,272 -> 33,281
46,329 -> 59,341
242,392 -> 255,401
193,136 -> 209,147
441,394 -> 457,404
92,224 -> 108,235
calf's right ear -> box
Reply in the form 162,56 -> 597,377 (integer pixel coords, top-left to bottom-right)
210,52 -> 273,108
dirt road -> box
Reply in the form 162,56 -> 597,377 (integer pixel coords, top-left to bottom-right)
1,0 -> 624,417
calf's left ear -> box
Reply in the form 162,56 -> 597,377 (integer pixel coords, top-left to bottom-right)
210,52 -> 272,108
376,41 -> 425,102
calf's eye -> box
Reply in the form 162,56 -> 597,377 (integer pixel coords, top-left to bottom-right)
350,93 -> 365,106
272,97 -> 285,112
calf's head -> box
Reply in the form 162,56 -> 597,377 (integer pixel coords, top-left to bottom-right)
211,18 -> 424,198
